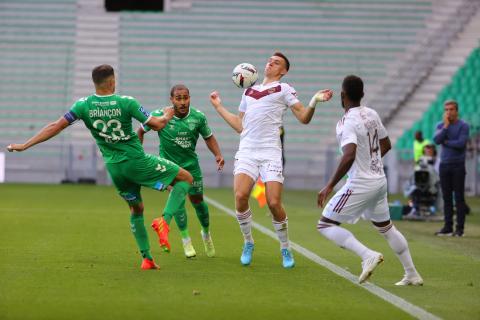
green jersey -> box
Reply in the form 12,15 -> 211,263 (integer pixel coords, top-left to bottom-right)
143,107 -> 212,170
66,94 -> 151,163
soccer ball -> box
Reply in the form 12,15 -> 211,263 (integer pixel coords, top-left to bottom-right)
232,63 -> 258,88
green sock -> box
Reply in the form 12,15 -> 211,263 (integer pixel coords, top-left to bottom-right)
163,181 -> 190,225
174,207 -> 190,239
130,214 -> 152,260
180,229 -> 190,239
192,201 -> 210,234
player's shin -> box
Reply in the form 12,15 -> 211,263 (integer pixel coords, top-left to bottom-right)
173,207 -> 190,239
130,213 -> 153,260
163,181 -> 190,224
272,218 -> 289,249
236,208 -> 254,243
192,201 -> 209,233
377,223 -> 418,276
317,221 -> 375,260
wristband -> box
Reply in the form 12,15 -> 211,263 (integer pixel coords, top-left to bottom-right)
308,96 -> 317,109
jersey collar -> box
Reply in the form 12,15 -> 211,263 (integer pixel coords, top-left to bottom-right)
259,80 -> 280,88
94,93 -> 115,97
173,108 -> 191,120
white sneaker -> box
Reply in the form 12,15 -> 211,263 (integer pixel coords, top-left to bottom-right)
395,274 -> 424,286
201,230 -> 215,258
359,253 -> 384,284
182,238 -> 197,258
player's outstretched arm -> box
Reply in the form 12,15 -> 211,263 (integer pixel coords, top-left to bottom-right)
145,107 -> 174,131
291,89 -> 333,124
317,143 -> 356,208
204,135 -> 224,171
7,116 -> 70,152
209,91 -> 243,133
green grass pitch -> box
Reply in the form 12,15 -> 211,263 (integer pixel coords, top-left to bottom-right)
0,184 -> 479,319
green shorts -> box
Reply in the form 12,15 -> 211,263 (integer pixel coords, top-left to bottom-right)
106,154 -> 180,204
186,164 -> 204,196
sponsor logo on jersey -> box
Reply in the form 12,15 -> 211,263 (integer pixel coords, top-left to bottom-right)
174,136 -> 192,148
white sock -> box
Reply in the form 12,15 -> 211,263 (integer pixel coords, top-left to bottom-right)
273,218 -> 289,249
236,208 -> 254,244
317,221 -> 375,260
182,237 -> 192,245
377,223 -> 417,276
201,229 -> 210,240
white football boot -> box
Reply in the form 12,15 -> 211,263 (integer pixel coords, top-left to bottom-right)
395,274 -> 424,286
359,252 -> 384,284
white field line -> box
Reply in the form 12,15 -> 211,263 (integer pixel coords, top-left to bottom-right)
205,196 -> 441,320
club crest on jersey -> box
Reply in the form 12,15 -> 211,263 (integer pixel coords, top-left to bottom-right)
245,85 -> 282,100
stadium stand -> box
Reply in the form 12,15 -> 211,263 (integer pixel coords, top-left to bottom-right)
0,0 -> 478,192
396,46 -> 480,159
0,0 -> 76,182
118,0 -> 441,188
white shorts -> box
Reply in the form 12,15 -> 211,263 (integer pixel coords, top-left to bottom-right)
322,178 -> 390,224
233,149 -> 284,183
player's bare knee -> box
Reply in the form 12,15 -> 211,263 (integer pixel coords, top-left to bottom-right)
130,202 -> 144,214
372,219 -> 391,228
189,194 -> 203,204
373,220 -> 393,234
177,168 -> 193,185
234,190 -> 249,203
266,198 -> 281,211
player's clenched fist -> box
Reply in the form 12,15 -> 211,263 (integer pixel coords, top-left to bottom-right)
7,144 -> 26,152
209,91 -> 222,108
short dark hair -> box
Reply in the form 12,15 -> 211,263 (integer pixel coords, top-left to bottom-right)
342,75 -> 364,102
170,84 -> 189,97
444,99 -> 458,111
92,64 -> 114,85
273,52 -> 290,71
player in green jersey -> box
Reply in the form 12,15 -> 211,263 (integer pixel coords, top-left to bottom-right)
7,65 -> 192,270
138,84 -> 224,258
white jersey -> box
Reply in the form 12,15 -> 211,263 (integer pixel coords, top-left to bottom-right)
336,106 -> 388,181
238,81 -> 299,151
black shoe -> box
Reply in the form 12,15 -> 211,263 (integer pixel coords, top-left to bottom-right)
435,227 -> 453,236
453,230 -> 464,237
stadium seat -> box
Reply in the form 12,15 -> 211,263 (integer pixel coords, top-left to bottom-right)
395,46 -> 480,158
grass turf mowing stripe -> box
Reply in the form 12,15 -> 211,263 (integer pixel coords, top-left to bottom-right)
204,195 -> 441,320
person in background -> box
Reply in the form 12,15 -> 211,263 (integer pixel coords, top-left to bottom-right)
413,130 -> 430,163
433,100 -> 470,237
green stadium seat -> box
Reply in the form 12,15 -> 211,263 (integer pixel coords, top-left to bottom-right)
396,46 -> 480,154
